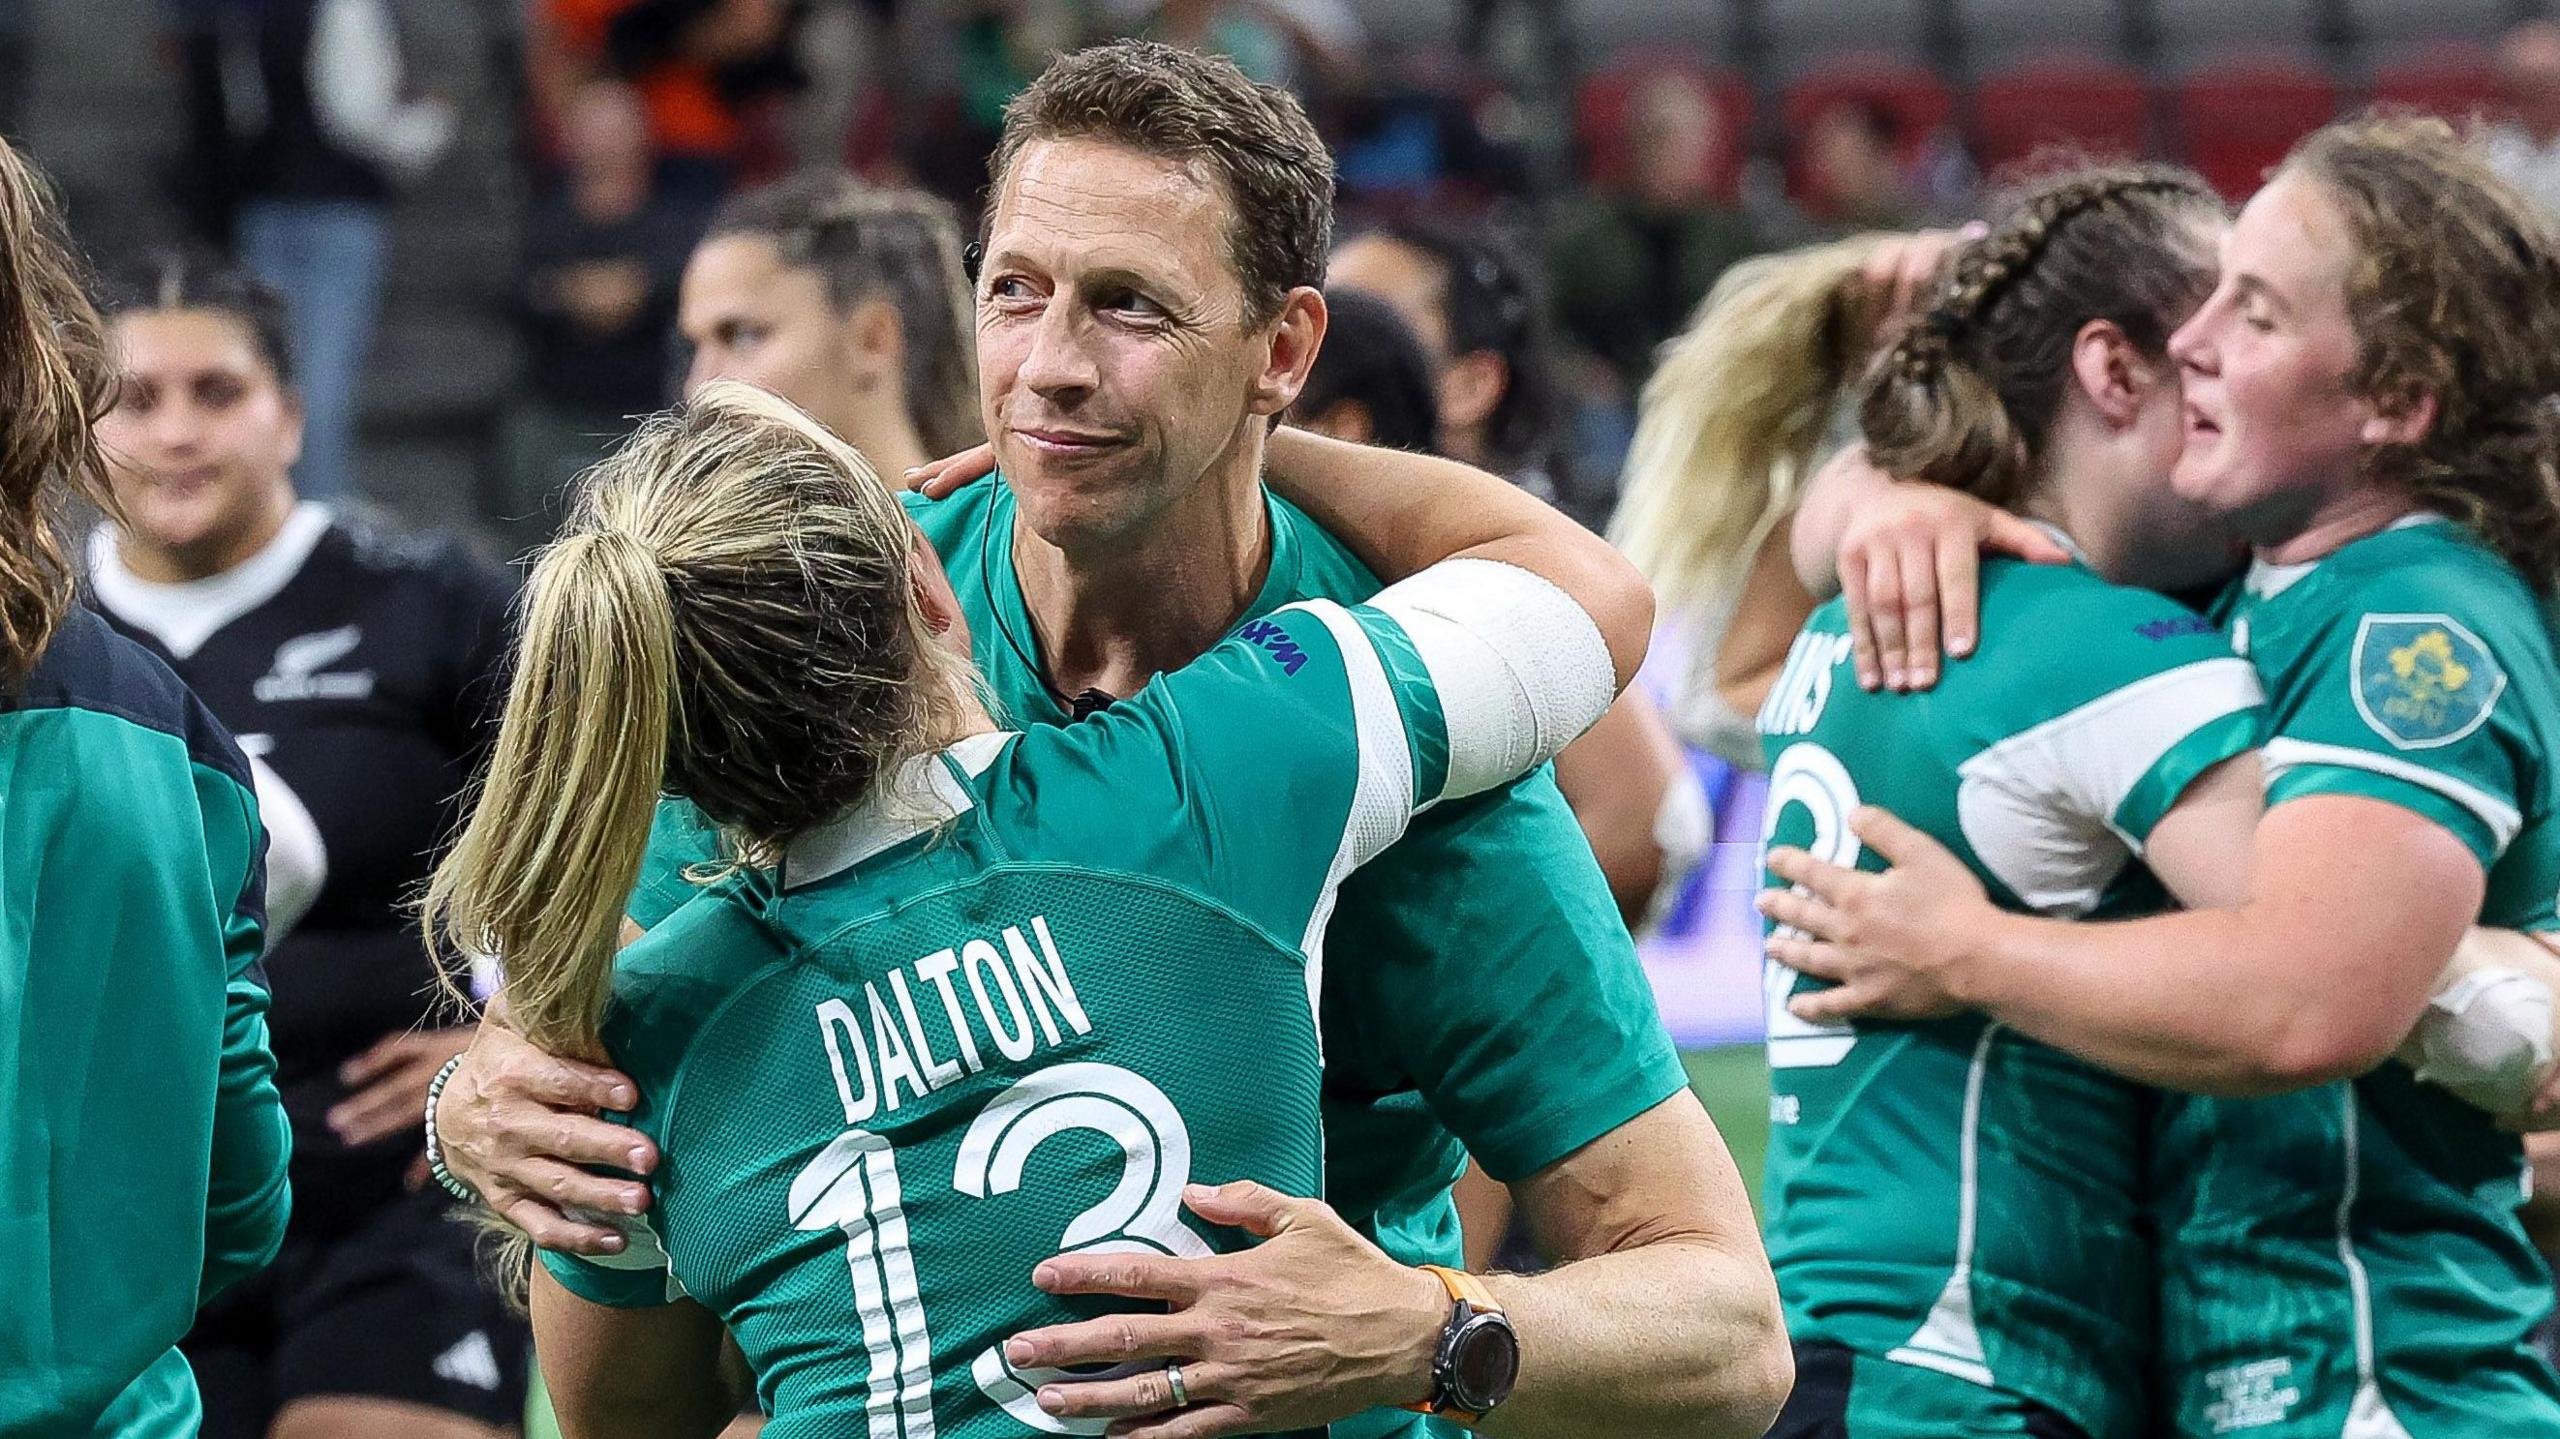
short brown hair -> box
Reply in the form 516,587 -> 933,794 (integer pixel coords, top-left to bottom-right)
1863,161 -> 2225,508
2280,114 -> 2560,586
990,40 -> 1335,323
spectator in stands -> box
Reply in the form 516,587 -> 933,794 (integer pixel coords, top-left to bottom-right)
1795,98 -> 1919,233
1547,67 -> 1764,395
87,251 -> 524,1439
503,80 -> 718,553
529,0 -> 797,178
216,0 -> 455,504
2486,19 -> 2560,216
1126,0 -> 1362,94
678,171 -> 980,476
1329,219 -> 1601,523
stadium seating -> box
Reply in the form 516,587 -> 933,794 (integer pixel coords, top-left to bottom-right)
1971,54 -> 2153,174
2172,57 -> 2340,197
1957,0 -> 2127,71
1782,53 -> 1957,164
2368,43 -> 2505,125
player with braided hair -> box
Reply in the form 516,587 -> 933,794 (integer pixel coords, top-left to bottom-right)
1751,158 -> 2261,1439
1770,116 -> 2560,1436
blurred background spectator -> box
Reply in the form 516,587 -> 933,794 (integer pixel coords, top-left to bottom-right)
500,78 -> 716,549
1289,287 -> 1442,452
181,0 -> 458,503
2487,19 -> 2560,213
1546,63 -> 1762,397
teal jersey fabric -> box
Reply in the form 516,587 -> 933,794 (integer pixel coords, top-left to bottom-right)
1760,558 -> 2265,1439
632,477 -> 1685,1439
0,608 -> 290,1436
548,599 -> 1453,1435
2150,518 -> 2560,1436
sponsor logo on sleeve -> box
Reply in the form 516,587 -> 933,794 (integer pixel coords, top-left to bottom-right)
2352,614 -> 2504,749
1235,618 -> 1308,676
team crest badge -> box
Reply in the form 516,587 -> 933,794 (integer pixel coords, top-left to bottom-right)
2352,614 -> 2504,749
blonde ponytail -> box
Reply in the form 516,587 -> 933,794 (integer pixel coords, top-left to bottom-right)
1609,234 -> 1899,612
424,528 -> 677,1057
426,380 -> 977,1058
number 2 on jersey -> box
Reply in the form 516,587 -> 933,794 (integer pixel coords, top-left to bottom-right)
788,1062 -> 1203,1438
1761,741 -> 1862,1069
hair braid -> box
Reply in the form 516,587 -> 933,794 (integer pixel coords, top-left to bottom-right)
1864,162 -> 2225,506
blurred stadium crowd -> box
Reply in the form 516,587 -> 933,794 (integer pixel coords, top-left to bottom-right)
2,0 -> 2553,560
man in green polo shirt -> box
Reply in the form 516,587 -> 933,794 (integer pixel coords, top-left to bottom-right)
429,39 -> 1786,1439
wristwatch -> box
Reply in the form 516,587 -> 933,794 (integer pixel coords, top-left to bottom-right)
1402,1264 -> 1519,1426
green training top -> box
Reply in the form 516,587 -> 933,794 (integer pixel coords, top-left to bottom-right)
547,595 -> 1470,1436
1760,555 -> 2266,1439
0,607 -> 291,1437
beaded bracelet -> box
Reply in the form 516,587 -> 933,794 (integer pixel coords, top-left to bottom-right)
423,1051 -> 479,1204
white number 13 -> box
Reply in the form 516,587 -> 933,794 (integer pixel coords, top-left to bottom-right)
788,1062 -> 1204,1438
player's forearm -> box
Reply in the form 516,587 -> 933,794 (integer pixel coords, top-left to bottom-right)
1474,1238 -> 1792,1439
1955,906 -> 2428,1096
1266,427 -> 1654,686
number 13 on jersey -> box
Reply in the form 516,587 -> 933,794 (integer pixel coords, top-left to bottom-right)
1761,741 -> 1862,1070
787,1061 -> 1206,1438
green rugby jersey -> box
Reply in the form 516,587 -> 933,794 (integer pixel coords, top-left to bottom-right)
0,607 -> 291,1437
1759,556 -> 2265,1439
546,595 -> 1479,1435
2152,516 -> 2560,1438
630,476 -> 1686,1439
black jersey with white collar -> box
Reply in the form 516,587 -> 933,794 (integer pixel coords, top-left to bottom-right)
89,506 -> 514,1237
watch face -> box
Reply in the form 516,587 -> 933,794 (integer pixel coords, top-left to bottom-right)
1447,1313 -> 1521,1412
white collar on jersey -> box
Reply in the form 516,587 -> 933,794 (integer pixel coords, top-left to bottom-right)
87,502 -> 335,659
2243,511 -> 2448,600
780,731 -> 1017,891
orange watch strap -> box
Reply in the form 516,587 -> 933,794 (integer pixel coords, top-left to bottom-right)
1401,1266 -> 1500,1424
1421,1264 -> 1503,1314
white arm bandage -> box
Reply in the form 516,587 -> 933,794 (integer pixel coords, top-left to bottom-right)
2406,965 -> 2557,1115
1369,558 -> 1619,801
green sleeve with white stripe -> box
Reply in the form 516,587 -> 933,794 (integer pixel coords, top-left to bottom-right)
2261,599 -> 2530,868
1066,600 -> 1446,950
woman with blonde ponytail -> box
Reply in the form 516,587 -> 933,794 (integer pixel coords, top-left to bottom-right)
1610,229 -> 1998,766
0,136 -> 291,1435
431,380 -> 1658,1437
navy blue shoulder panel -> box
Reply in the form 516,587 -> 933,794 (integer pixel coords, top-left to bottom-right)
12,605 -> 260,798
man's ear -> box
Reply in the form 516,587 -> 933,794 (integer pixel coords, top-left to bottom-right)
1247,286 -> 1328,418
